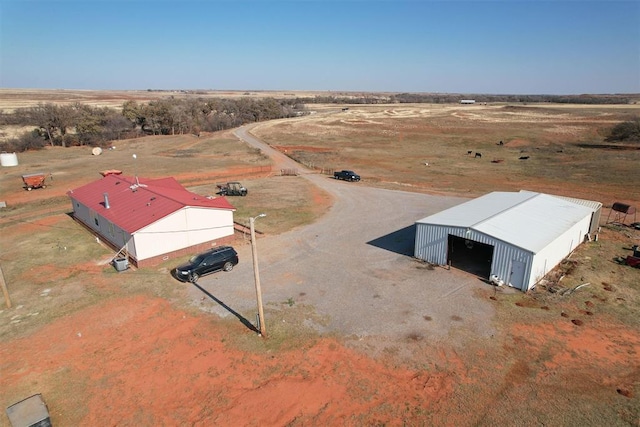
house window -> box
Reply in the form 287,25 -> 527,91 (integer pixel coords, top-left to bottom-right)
89,210 -> 98,228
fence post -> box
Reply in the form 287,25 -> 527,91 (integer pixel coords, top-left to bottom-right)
0,264 -> 12,308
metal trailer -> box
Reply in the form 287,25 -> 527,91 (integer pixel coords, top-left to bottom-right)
21,173 -> 48,191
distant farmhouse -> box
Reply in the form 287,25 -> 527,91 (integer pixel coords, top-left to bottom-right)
459,99 -> 476,104
68,174 -> 236,267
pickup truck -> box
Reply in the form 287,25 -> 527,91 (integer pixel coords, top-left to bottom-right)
334,170 -> 361,182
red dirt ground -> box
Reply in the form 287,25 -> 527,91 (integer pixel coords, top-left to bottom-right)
1,297 -> 454,425
2,295 -> 638,425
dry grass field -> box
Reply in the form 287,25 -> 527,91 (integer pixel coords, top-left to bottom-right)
254,103 -> 640,208
1,90 -> 639,426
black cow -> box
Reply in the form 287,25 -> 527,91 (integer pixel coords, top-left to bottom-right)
475,152 -> 482,158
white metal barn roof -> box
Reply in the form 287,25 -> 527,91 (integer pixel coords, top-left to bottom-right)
416,191 -> 595,253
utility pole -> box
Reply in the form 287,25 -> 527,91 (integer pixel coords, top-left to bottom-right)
250,214 -> 266,336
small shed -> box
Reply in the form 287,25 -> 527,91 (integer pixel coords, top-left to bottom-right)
414,191 -> 602,291
6,394 -> 51,427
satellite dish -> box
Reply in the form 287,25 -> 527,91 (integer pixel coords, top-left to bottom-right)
92,147 -> 103,156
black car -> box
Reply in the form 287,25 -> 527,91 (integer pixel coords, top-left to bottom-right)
174,246 -> 238,282
333,170 -> 361,181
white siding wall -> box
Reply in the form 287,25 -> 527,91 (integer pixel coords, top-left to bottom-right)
414,223 -> 451,265
491,243 -> 533,291
70,198 -> 91,227
133,207 -> 234,260
71,198 -> 133,255
528,214 -> 591,290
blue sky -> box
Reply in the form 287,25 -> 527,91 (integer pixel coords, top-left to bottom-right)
1,1 -> 639,94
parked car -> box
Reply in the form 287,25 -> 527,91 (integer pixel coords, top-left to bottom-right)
333,170 -> 361,181
174,246 -> 238,282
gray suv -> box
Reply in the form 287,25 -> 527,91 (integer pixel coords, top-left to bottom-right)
174,246 -> 238,282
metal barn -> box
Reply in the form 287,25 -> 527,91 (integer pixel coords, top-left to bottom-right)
414,191 -> 602,291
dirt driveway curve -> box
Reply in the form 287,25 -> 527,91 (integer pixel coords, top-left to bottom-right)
187,124 -> 499,343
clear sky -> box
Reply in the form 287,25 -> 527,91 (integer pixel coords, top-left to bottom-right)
1,0 -> 639,94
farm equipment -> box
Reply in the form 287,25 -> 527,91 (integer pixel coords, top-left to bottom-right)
216,182 -> 247,196
626,245 -> 640,268
627,255 -> 640,268
615,244 -> 640,268
21,173 -> 48,191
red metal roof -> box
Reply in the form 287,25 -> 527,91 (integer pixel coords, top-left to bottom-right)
67,175 -> 235,233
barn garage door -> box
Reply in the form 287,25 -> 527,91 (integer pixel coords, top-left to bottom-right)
447,235 -> 494,279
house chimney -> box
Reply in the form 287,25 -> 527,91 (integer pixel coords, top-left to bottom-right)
103,192 -> 110,209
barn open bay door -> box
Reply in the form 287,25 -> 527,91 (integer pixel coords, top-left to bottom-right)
447,235 -> 494,279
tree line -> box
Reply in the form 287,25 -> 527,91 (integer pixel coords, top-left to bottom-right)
293,93 -> 637,105
1,93 -> 637,153
0,97 -> 307,152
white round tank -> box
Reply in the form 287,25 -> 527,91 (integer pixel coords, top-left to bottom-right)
0,152 -> 19,167
92,147 -> 103,156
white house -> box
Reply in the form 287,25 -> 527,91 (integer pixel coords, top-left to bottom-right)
67,174 -> 236,267
414,191 -> 602,291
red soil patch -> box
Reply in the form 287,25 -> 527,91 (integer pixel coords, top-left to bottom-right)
505,139 -> 530,147
3,295 -> 638,425
273,145 -> 334,153
511,320 -> 640,369
0,296 -> 454,425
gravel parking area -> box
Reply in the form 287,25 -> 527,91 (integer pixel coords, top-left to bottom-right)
188,126 -> 499,342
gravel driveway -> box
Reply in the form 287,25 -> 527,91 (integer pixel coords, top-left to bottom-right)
187,124 -> 498,341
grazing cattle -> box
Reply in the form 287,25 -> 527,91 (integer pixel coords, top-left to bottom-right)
474,152 -> 482,158
467,150 -> 473,155
498,140 -> 504,145
519,156 -> 530,160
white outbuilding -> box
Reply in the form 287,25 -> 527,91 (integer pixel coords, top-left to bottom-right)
68,174 -> 236,267
414,190 -> 602,291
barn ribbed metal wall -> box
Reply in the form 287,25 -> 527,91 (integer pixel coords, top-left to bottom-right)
415,223 -> 533,289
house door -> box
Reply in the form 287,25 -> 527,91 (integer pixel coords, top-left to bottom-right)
510,260 -> 527,290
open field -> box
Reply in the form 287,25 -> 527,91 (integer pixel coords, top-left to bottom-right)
1,91 -> 639,426
253,103 -> 640,208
